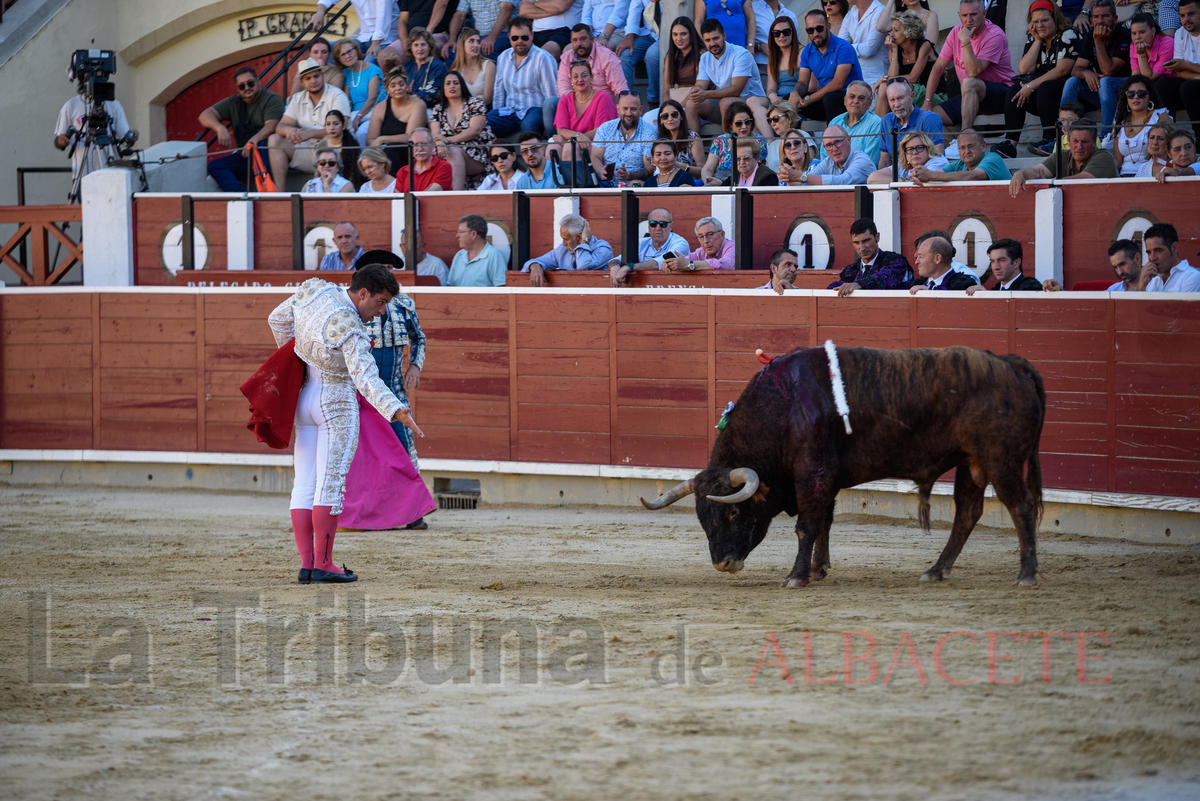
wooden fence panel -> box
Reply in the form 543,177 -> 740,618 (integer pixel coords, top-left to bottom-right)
2,289 -> 1198,500
0,294 -> 93,448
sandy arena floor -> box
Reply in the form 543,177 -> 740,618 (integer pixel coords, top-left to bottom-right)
0,484 -> 1198,801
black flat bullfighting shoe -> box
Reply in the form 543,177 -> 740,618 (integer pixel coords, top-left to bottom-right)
298,568 -> 312,584
311,566 -> 359,583
405,518 -> 428,530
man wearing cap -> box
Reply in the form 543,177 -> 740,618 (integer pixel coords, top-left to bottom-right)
268,57 -> 352,190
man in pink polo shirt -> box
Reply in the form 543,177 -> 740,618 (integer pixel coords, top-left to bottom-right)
556,23 -> 629,99
664,217 -> 737,271
921,0 -> 1014,131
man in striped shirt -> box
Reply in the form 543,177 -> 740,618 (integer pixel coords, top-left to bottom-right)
489,16 -> 560,136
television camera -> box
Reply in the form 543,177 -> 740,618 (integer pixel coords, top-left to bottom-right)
64,49 -> 138,201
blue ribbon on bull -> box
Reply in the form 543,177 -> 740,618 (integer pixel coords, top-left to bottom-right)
715,401 -> 735,430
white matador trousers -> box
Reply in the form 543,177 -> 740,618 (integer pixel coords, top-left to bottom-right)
290,366 -> 360,514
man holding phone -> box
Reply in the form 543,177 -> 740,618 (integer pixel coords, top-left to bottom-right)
609,207 -> 691,285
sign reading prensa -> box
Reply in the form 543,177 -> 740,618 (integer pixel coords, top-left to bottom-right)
238,13 -> 348,41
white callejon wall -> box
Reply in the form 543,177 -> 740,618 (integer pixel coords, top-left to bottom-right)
80,168 -> 135,286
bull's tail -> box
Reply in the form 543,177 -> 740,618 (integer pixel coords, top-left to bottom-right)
916,482 -> 933,534
1002,354 -> 1047,525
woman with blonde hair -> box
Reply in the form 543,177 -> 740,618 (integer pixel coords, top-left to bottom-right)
764,100 -> 815,171
1134,122 -> 1175,178
872,10 -> 938,115
866,130 -> 947,183
449,27 -> 497,108
334,38 -> 383,141
775,129 -> 814,185
357,147 -> 397,193
873,0 -> 938,47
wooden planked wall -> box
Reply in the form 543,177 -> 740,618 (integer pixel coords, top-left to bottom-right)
2,291 -> 1196,499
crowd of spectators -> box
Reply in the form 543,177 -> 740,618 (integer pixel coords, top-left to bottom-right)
201,0 -> 1200,193
192,0 -> 1197,292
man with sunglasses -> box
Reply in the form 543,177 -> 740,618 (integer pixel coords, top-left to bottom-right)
199,67 -> 286,192
609,207 -> 691,285
792,9 -> 864,122
514,132 -> 559,188
491,17 -> 559,137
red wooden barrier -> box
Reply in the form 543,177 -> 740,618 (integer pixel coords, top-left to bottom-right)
3,289 -> 1196,500
173,270 -> 424,287
1061,181 -> 1200,286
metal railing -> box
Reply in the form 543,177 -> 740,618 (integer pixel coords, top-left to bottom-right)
196,0 -> 353,149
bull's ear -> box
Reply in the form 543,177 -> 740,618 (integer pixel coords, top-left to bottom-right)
751,484 -> 770,503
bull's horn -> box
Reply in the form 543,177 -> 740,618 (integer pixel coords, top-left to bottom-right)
706,468 -> 761,504
640,478 -> 695,510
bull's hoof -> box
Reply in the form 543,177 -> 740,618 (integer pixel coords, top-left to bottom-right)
781,575 -> 810,588
919,569 -> 947,582
811,564 -> 830,581
1015,573 -> 1042,587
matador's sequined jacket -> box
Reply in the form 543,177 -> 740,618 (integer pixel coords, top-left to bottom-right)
267,278 -> 406,421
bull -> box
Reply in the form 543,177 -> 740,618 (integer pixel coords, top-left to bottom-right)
642,346 -> 1046,587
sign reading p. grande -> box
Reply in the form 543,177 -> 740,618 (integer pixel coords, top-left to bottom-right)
238,12 -> 348,42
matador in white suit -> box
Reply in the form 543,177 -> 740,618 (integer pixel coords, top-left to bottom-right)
268,265 -> 422,584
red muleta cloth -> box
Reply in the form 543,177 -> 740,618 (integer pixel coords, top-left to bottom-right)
240,339 -> 305,449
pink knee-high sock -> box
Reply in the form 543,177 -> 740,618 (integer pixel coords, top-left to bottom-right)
291,509 -> 315,570
313,506 -> 343,573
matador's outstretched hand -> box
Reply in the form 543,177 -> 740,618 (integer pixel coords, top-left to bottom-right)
392,407 -> 424,438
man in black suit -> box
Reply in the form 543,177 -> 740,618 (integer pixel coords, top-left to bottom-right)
828,218 -> 914,296
909,235 -> 980,293
966,239 -> 1043,293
